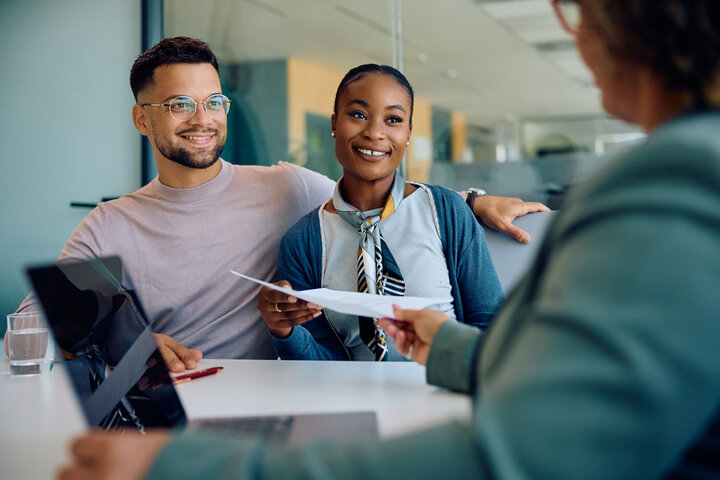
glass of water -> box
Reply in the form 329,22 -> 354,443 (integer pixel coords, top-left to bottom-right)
6,312 -> 54,375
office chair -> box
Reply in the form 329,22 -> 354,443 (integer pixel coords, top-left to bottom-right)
482,211 -> 556,294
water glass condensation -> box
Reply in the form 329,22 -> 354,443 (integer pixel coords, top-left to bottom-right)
6,312 -> 54,375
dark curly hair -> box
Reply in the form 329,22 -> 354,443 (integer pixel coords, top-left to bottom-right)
130,36 -> 219,101
333,64 -> 415,125
593,0 -> 720,103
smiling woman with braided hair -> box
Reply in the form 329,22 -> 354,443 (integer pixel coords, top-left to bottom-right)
260,64 -> 503,362
59,1 -> 720,479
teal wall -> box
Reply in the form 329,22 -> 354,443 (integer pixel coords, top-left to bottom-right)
0,0 -> 141,334
220,60 -> 288,166
432,106 -> 452,163
305,113 -> 342,181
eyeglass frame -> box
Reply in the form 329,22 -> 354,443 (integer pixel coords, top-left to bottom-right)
140,94 -> 232,121
551,0 -> 580,35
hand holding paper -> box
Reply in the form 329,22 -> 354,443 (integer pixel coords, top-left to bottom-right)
231,271 -> 451,319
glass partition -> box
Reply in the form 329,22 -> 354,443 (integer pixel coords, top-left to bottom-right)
164,0 -> 644,205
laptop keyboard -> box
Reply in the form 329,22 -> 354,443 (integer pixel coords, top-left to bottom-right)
194,415 -> 295,442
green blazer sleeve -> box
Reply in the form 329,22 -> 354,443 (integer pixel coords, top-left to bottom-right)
425,321 -> 483,393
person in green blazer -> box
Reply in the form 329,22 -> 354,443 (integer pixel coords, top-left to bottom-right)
59,1 -> 720,479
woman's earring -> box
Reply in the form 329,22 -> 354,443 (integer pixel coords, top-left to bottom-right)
331,132 -> 336,138
406,140 -> 410,146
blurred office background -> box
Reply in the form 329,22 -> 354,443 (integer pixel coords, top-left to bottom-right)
0,0 -> 644,335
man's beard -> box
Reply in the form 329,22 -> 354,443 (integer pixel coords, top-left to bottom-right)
154,126 -> 226,170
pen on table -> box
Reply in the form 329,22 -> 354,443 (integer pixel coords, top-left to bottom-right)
172,366 -> 224,384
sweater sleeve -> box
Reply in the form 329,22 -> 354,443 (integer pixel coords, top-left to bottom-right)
15,206 -> 107,313
430,186 -> 503,328
280,162 -> 336,213
273,209 -> 348,360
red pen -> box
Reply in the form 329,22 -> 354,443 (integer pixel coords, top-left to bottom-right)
173,366 -> 224,383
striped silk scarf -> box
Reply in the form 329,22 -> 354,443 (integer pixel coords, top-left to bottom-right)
333,172 -> 406,361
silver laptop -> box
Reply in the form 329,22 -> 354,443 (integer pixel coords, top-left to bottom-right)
26,256 -> 377,444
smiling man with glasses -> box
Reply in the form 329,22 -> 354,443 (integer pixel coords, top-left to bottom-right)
133,57 -> 230,179
136,91 -> 230,169
138,93 -> 232,171
13,38 -> 341,367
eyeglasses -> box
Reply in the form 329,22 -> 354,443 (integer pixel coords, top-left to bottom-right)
551,0 -> 581,35
141,94 -> 231,121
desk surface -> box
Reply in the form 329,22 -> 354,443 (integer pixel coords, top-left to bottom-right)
0,357 -> 471,480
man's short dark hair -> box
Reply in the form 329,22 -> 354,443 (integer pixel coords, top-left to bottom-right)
130,36 -> 219,101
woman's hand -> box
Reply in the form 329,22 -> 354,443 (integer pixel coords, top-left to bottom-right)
257,281 -> 323,338
378,305 -> 449,365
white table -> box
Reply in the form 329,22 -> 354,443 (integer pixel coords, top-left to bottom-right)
0,357 -> 471,480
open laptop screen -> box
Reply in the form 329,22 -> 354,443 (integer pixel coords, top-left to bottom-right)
27,256 -> 187,431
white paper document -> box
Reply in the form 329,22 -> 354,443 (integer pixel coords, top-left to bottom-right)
231,270 -> 451,319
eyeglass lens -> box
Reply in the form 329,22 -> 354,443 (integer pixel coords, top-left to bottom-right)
557,0 -> 581,33
169,95 -> 230,121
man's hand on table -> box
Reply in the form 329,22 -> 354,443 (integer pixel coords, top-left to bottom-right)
378,305 -> 450,366
472,195 -> 550,244
58,430 -> 169,480
154,333 -> 202,373
258,281 -> 323,338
